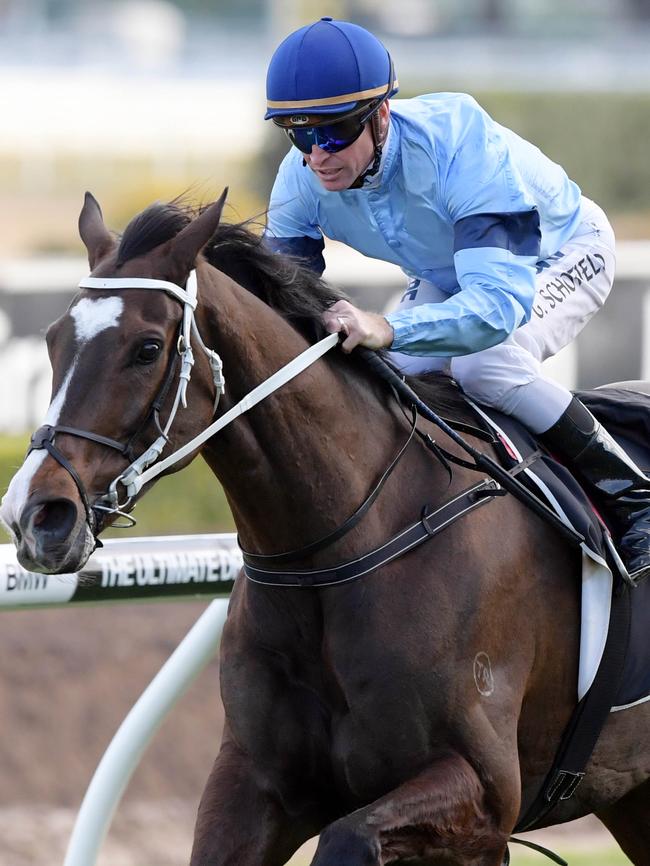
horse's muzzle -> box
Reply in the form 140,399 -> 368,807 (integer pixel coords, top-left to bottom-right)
15,496 -> 95,574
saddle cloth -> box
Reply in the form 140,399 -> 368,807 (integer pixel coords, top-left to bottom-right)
470,384 -> 650,712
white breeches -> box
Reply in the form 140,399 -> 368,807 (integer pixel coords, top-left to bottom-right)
388,198 -> 616,433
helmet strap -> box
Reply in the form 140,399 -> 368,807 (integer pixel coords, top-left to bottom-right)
298,108 -> 388,188
348,109 -> 385,190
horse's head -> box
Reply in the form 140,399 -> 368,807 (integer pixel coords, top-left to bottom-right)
0,190 -> 228,574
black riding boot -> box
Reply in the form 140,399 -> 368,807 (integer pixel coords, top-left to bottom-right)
541,396 -> 650,583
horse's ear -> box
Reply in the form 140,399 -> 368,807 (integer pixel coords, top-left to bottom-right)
78,192 -> 115,269
169,187 -> 228,273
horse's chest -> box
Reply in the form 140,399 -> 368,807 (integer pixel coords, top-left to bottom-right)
222,591 -> 451,802
327,693 -> 436,801
223,642 -> 433,802
294,677 -> 437,800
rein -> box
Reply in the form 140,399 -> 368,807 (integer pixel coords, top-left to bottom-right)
357,349 -> 584,546
115,331 -> 340,503
30,266 -> 581,580
29,265 -> 341,533
240,405 -> 420,567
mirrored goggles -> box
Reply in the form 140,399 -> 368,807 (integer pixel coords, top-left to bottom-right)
275,57 -> 396,156
278,111 -> 369,155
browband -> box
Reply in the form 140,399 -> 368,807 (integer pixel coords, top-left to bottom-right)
79,273 -> 197,309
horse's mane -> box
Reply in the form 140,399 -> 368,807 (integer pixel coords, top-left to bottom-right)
117,201 -> 192,266
117,201 -> 473,421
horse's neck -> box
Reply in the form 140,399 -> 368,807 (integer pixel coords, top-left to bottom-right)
196,267 -> 403,558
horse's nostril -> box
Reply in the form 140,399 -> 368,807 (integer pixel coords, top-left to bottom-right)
32,505 -> 50,528
24,498 -> 78,543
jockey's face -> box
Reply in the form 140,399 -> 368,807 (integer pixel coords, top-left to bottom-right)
305,102 -> 389,192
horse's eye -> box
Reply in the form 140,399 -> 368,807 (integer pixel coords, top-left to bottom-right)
136,340 -> 162,364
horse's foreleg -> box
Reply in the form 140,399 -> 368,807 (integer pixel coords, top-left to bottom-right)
596,778 -> 650,866
311,752 -> 512,866
189,740 -> 318,866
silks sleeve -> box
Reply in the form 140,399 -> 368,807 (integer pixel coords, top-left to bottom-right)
265,151 -> 325,275
387,103 -> 541,356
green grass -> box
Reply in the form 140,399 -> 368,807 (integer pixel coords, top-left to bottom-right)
0,435 -> 31,537
282,831 -> 631,866
0,434 -> 234,543
510,847 -> 630,865
285,847 -> 630,866
104,453 -> 235,538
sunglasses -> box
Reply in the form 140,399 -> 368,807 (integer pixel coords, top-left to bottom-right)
278,108 -> 371,155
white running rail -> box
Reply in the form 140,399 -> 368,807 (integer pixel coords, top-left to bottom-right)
0,534 -> 239,865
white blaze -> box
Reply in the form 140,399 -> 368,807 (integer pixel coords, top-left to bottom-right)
0,365 -> 75,531
71,296 -> 123,344
0,296 -> 124,532
44,364 -> 75,426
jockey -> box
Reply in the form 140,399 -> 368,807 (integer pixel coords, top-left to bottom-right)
263,17 -> 650,582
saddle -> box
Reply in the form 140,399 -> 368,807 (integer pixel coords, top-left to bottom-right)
578,381 -> 650,470
472,383 -> 650,706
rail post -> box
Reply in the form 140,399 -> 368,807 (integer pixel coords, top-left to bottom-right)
63,597 -> 229,866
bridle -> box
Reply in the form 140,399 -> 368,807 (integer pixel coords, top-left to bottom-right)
28,269 -> 225,533
28,267 -> 339,537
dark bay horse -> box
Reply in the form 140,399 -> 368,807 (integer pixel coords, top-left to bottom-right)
1,193 -> 649,865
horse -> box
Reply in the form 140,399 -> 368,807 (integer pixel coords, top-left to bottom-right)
1,192 -> 649,866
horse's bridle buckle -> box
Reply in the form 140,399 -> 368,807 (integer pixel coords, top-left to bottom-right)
29,424 -> 55,452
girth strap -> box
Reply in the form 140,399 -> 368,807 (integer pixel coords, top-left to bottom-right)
243,479 -> 501,588
513,579 -> 632,833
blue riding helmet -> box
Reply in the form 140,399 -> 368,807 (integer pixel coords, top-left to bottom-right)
265,17 -> 399,121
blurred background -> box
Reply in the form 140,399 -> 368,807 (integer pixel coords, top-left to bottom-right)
0,1 -> 647,863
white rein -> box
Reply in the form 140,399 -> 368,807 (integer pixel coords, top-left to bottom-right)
79,268 -> 339,514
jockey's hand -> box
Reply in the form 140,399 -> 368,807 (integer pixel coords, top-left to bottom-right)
323,300 -> 394,354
